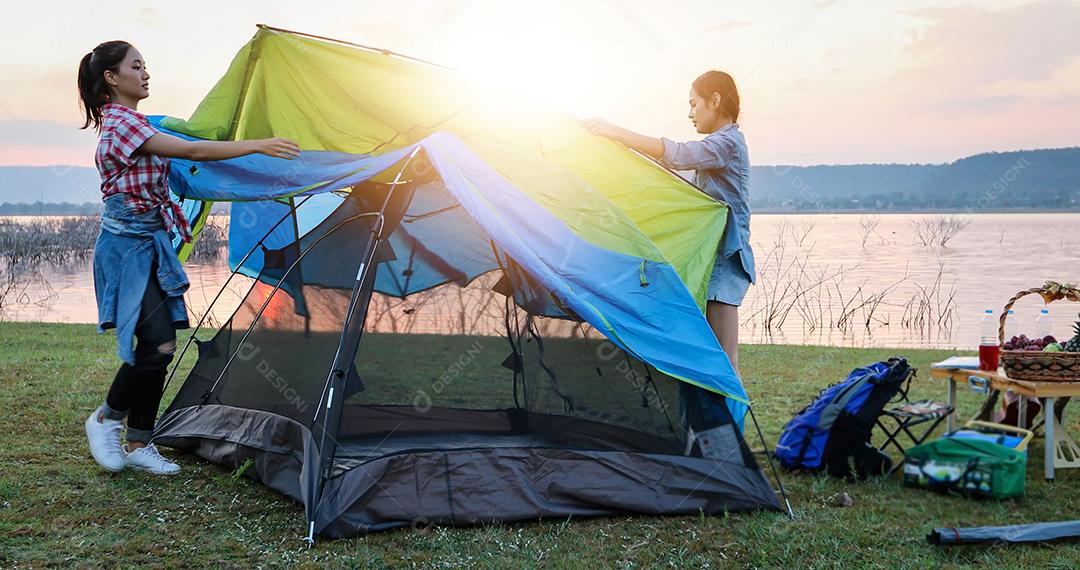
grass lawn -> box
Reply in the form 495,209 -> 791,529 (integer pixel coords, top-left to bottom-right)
2,321 -> 1079,568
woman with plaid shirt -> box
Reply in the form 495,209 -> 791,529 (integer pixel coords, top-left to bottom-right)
78,40 -> 300,475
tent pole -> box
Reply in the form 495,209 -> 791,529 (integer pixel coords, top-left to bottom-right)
306,147 -> 423,546
747,404 -> 794,519
305,219 -> 380,549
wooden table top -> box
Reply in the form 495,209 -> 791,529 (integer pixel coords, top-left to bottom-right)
929,366 -> 1080,397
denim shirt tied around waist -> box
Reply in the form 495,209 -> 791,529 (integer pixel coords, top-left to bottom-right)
94,194 -> 190,365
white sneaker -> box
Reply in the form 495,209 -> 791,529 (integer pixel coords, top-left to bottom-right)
85,406 -> 126,472
123,443 -> 181,475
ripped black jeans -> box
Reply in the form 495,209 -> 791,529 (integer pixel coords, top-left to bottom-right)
101,265 -> 177,443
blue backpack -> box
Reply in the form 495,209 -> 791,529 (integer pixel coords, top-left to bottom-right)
775,357 -> 912,479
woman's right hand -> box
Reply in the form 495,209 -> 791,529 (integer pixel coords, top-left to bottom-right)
581,117 -> 622,139
255,137 -> 301,159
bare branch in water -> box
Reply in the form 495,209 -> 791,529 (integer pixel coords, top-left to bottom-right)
911,214 -> 971,248
742,235 -> 957,340
858,215 -> 880,248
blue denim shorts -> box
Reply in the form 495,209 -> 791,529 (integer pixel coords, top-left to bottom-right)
706,251 -> 753,306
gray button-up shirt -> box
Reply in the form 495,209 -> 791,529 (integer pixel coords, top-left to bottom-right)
659,123 -> 755,283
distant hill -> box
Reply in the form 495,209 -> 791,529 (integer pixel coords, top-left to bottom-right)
751,147 -> 1080,211
908,148 -> 1080,210
3,147 -> 1079,213
750,164 -> 947,206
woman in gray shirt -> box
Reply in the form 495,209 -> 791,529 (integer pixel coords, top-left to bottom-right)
584,71 -> 754,375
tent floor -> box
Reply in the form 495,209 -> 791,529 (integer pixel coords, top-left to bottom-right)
333,430 -> 602,469
325,404 -> 688,472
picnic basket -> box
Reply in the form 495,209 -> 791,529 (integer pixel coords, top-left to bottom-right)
998,281 -> 1080,382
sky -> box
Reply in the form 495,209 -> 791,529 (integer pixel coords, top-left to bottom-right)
2,0 -> 1078,168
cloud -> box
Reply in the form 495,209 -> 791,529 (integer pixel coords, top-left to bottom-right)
704,20 -> 752,33
903,0 -> 1080,85
886,0 -> 1080,120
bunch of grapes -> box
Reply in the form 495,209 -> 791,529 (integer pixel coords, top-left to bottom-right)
1003,334 -> 1058,351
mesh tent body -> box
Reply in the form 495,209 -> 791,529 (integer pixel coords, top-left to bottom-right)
151,26 -> 779,538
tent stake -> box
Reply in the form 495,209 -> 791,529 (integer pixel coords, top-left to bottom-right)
304,520 -> 315,549
748,404 -> 794,519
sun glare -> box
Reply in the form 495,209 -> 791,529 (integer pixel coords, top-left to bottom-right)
440,6 -> 601,118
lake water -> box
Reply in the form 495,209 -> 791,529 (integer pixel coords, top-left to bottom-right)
2,213 -> 1078,350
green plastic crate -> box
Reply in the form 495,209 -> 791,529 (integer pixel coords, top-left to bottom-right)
902,437 -> 1026,499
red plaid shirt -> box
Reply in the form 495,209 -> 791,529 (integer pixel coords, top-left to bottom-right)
96,103 -> 192,242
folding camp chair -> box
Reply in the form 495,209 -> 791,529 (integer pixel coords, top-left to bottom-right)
875,368 -> 954,468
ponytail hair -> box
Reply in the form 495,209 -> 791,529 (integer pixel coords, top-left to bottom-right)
692,70 -> 740,123
78,40 -> 132,131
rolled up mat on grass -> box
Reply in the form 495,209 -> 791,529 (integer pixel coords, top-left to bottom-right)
928,520 -> 1080,545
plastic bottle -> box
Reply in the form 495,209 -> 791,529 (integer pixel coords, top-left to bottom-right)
1004,309 -> 1018,341
1035,309 -> 1052,339
979,309 -> 1000,371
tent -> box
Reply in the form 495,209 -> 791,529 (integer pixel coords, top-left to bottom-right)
152,25 -> 785,541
